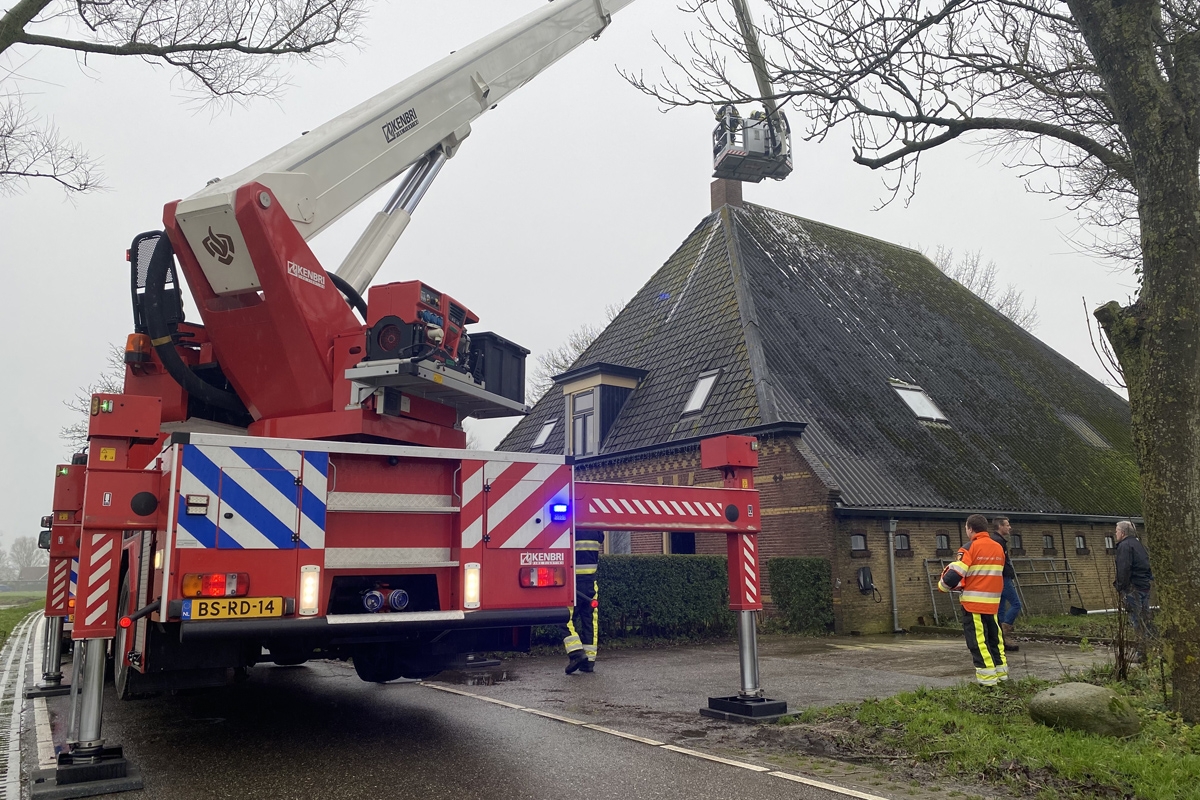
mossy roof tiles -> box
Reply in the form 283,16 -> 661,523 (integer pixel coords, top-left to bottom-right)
499,202 -> 1140,517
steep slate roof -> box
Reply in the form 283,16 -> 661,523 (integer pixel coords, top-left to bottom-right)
499,202 -> 1141,517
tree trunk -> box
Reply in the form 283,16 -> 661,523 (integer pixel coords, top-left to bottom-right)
1097,144 -> 1200,721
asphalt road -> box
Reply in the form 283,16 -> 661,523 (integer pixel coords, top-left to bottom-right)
30,658 -> 888,800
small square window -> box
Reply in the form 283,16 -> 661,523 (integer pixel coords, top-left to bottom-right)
1075,535 -> 1086,550
1043,535 -> 1055,550
890,381 -> 948,422
935,531 -> 953,557
682,370 -> 720,415
851,534 -> 867,551
894,533 -> 910,551
532,419 -> 556,449
1105,535 -> 1116,552
1012,533 -> 1023,550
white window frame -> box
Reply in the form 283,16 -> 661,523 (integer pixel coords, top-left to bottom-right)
531,419 -> 556,449
570,391 -> 596,456
682,370 -> 720,415
890,381 -> 949,422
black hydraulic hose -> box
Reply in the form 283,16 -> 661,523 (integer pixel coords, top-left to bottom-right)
328,272 -> 367,320
143,234 -> 248,414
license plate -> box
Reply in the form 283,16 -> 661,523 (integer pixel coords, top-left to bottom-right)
182,597 -> 284,621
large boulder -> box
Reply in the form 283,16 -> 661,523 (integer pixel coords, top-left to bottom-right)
1028,682 -> 1140,737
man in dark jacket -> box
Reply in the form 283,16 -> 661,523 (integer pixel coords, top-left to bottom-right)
1113,520 -> 1154,658
990,517 -> 1021,652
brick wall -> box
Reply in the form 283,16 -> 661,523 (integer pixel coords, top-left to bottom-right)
578,435 -> 1124,634
832,516 -> 1125,634
576,434 -> 838,604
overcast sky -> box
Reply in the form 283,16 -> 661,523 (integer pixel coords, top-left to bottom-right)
0,0 -> 1136,545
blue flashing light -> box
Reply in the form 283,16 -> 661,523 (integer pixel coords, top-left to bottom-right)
550,503 -> 570,523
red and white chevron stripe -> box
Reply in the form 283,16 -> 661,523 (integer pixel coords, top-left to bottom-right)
74,532 -> 122,638
738,534 -> 760,607
44,557 -> 72,616
726,532 -> 763,612
586,496 -> 725,518
459,460 -> 572,551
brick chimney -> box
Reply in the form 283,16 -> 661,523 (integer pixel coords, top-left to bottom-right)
711,178 -> 743,211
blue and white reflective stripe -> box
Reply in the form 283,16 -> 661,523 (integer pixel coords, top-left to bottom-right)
69,558 -> 78,598
177,445 -> 327,550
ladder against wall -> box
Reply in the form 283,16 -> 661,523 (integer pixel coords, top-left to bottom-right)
923,557 -> 1079,626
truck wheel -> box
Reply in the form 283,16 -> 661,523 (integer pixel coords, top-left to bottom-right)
351,644 -> 404,683
113,573 -> 143,700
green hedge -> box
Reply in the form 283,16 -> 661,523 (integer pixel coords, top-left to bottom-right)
767,557 -> 834,633
597,555 -> 735,640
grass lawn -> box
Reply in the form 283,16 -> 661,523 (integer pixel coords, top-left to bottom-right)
0,602 -> 42,647
781,669 -> 1197,799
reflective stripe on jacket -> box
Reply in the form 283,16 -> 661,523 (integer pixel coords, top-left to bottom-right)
938,531 -> 1005,614
575,531 -> 604,576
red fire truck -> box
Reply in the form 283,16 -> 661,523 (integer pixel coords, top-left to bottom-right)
32,0 -> 781,791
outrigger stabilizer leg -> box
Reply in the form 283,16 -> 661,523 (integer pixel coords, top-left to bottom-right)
698,436 -> 788,724
26,616 -> 71,699
31,637 -> 144,799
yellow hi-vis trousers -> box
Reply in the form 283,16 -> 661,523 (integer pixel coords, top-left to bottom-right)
962,611 -> 1007,685
563,578 -> 598,661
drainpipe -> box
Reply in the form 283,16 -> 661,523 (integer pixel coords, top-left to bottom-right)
886,518 -> 901,633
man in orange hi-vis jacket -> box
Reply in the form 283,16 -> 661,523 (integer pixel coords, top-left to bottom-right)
939,514 -> 1008,685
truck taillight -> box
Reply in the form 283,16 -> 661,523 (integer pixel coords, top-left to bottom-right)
519,566 -> 566,587
181,572 -> 249,597
299,565 -> 320,616
464,563 -> 481,609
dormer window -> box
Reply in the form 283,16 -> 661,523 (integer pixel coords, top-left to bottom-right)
571,391 -> 595,456
890,380 -> 948,423
682,370 -> 720,415
532,419 -> 556,449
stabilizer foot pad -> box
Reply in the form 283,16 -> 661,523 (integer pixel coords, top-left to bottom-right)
31,747 -> 143,799
25,684 -> 71,699
700,695 -> 788,725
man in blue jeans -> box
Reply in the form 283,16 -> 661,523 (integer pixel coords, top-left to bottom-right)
1113,520 -> 1154,661
991,516 -> 1021,652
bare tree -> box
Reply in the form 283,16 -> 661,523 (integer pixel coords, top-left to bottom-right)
10,535 -> 47,571
928,246 -> 1040,331
0,0 -> 365,194
528,303 -> 623,401
60,343 -> 126,455
635,0 -> 1200,719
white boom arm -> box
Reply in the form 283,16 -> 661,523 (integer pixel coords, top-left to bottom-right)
174,0 -> 635,296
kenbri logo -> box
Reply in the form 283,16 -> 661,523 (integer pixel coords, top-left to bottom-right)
520,552 -> 565,566
287,261 -> 326,289
382,107 -> 420,143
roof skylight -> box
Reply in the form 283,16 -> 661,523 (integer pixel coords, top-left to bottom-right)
532,419 -> 556,449
891,382 -> 949,422
1057,412 -> 1111,449
682,370 -> 720,415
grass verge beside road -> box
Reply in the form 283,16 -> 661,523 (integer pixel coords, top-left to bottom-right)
772,672 -> 1198,799
0,602 -> 42,647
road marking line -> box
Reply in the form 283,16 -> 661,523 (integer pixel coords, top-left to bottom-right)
522,708 -> 586,725
34,697 -> 55,769
0,614 -> 37,800
660,744 -> 771,771
30,619 -> 56,769
419,683 -> 527,709
420,680 -> 891,798
580,723 -> 663,746
769,770 -> 894,799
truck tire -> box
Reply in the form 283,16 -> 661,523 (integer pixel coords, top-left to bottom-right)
113,573 -> 146,700
351,644 -> 404,683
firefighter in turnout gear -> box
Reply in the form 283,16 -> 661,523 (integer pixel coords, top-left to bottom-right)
564,530 -> 604,674
939,514 -> 1008,686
